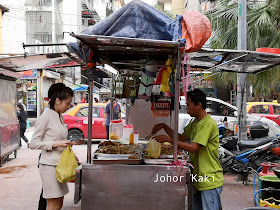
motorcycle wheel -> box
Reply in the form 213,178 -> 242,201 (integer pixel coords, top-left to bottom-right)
254,154 -> 280,168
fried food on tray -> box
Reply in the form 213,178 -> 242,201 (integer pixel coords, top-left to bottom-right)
98,141 -> 117,147
143,144 -> 184,156
96,143 -> 140,154
128,155 -> 139,159
109,132 -> 120,140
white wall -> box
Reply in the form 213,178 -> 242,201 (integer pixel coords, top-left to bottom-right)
59,0 -> 83,43
186,0 -> 201,12
1,0 -> 26,54
93,0 -> 108,20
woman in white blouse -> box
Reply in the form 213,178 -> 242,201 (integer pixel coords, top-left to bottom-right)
30,86 -> 76,210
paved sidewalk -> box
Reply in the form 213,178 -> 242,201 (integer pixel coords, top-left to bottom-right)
0,129 -> 258,210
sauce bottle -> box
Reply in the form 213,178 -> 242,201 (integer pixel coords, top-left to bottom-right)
129,132 -> 134,145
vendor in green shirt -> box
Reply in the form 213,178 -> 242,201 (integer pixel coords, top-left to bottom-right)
152,89 -> 223,210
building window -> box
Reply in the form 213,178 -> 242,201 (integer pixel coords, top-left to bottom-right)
26,0 -> 52,6
26,11 -> 52,45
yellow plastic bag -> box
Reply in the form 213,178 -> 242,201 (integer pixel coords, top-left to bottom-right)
160,58 -> 173,93
56,146 -> 78,183
148,138 -> 161,159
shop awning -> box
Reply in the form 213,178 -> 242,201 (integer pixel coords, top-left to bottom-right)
0,68 -> 22,79
72,84 -> 97,92
188,48 -> 280,74
0,52 -> 84,72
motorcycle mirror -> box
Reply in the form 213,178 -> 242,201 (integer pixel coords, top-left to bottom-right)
234,111 -> 238,117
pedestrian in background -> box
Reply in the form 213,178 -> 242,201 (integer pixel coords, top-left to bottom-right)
94,97 -> 99,103
18,99 -> 27,111
17,103 -> 29,147
102,99 -> 121,139
30,85 -> 76,210
103,97 -> 109,103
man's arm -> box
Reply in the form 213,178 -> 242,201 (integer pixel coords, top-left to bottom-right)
154,135 -> 200,153
152,123 -> 189,142
102,112 -> 107,127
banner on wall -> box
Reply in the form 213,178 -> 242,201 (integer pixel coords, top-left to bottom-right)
19,70 -> 37,79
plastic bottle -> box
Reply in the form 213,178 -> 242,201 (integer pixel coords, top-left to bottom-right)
109,120 -> 123,140
133,131 -> 139,145
123,124 -> 134,143
129,132 -> 134,145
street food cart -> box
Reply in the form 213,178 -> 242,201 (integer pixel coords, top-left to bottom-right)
0,69 -> 21,166
70,34 -> 193,210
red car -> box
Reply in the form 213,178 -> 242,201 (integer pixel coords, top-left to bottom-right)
247,101 -> 280,126
63,103 -> 107,140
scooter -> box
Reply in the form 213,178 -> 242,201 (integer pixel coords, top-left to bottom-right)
219,136 -> 280,184
218,120 -> 276,155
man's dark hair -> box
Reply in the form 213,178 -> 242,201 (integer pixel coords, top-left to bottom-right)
17,103 -> 24,111
187,89 -> 206,109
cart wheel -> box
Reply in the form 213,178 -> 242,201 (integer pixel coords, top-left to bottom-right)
14,150 -> 17,158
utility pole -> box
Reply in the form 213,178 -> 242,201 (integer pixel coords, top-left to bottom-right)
237,0 -> 247,144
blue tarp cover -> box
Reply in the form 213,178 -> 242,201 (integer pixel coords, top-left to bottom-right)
67,0 -> 183,62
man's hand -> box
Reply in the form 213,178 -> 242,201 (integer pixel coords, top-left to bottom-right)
153,135 -> 173,144
102,122 -> 105,127
53,140 -> 75,148
152,123 -> 167,135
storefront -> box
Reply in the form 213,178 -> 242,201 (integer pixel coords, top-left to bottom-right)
16,70 -> 37,117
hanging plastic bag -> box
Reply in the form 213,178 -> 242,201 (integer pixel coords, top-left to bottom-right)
148,138 -> 161,159
26,120 -> 30,129
160,58 -> 173,93
56,146 -> 78,183
181,11 -> 211,53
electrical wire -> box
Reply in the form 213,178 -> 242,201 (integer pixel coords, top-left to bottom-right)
4,5 -> 107,19
3,14 -> 87,27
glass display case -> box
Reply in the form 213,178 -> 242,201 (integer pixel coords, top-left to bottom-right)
26,90 -> 37,111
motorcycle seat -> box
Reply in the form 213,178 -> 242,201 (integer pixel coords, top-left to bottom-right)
239,136 -> 274,150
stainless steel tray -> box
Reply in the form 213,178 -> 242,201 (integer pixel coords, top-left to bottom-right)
143,159 -> 191,166
143,159 -> 174,165
159,154 -> 187,159
92,159 -> 143,165
93,153 -> 141,160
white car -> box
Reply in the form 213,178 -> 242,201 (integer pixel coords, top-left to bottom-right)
179,96 -> 280,137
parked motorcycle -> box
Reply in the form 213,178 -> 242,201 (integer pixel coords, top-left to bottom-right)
219,136 -> 280,184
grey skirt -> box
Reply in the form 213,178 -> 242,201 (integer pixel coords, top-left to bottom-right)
39,164 -> 69,199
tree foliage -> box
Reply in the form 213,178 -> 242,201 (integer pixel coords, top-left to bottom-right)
206,0 -> 280,100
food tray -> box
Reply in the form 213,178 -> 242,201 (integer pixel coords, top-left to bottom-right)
93,153 -> 141,159
143,159 -> 191,165
92,159 -> 143,165
159,155 -> 187,159
143,159 -> 174,165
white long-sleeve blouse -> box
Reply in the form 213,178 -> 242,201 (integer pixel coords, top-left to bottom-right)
30,108 -> 68,166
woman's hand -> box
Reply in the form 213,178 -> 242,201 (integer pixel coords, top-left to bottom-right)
151,123 -> 166,135
153,135 -> 173,144
52,140 -> 75,148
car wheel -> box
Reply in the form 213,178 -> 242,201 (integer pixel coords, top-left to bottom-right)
67,129 -> 83,140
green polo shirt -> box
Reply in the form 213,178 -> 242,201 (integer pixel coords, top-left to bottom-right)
183,114 -> 223,191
